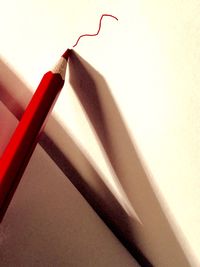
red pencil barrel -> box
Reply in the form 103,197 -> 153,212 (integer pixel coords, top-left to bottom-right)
0,71 -> 64,221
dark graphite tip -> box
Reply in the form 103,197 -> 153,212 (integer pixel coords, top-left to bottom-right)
62,49 -> 71,60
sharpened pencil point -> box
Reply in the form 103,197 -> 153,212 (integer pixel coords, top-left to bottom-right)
62,49 -> 70,60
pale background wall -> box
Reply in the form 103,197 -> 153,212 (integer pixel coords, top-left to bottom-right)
1,0 -> 200,265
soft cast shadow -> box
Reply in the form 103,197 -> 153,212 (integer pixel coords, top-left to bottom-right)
0,58 -> 150,266
69,50 -> 191,267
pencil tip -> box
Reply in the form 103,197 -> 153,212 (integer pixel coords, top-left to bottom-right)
62,49 -> 71,60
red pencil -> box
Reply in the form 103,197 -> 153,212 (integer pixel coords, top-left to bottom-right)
0,49 -> 70,222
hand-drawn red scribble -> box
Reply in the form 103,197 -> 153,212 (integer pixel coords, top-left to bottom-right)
72,14 -> 118,48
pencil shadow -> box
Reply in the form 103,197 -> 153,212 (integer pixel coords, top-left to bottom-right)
68,50 -> 191,267
0,58 -> 150,266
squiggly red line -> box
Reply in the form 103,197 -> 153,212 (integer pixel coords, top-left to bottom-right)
72,14 -> 118,48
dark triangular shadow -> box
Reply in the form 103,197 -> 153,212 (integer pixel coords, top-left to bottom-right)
0,58 -> 151,266
68,50 -> 191,267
